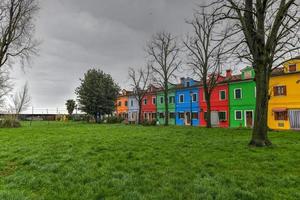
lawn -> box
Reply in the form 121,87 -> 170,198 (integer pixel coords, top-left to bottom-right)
0,122 -> 300,200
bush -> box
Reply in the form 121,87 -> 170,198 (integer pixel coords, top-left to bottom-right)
0,117 -> 21,128
105,116 -> 124,124
141,119 -> 157,126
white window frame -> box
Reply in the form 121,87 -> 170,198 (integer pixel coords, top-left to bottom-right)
160,97 -> 164,104
244,110 -> 254,127
143,98 -> 147,105
179,94 -> 184,103
192,93 -> 197,102
152,97 -> 156,105
235,110 -> 243,120
219,90 -> 226,101
234,88 -> 242,99
218,111 -> 227,121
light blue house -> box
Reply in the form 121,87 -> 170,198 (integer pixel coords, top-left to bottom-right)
175,77 -> 200,126
128,95 -> 139,124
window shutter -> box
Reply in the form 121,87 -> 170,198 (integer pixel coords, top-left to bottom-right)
273,87 -> 278,96
283,86 -> 287,96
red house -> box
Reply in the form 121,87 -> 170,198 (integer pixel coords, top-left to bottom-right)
141,85 -> 158,122
199,70 -> 232,128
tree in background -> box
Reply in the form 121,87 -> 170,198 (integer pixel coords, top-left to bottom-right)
213,0 -> 300,146
0,69 -> 11,107
65,99 -> 76,117
147,32 -> 182,126
75,69 -> 120,122
9,83 -> 31,118
128,65 -> 151,124
184,8 -> 229,128
0,0 -> 39,68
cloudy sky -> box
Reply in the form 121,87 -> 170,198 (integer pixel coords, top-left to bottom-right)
12,0 -> 201,113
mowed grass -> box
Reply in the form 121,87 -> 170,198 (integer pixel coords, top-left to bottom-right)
0,123 -> 300,200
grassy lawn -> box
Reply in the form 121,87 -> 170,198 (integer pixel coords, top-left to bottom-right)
0,122 -> 300,200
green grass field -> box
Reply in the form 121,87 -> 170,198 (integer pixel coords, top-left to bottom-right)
0,122 -> 300,200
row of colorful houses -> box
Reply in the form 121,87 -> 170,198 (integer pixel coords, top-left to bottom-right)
116,57 -> 300,130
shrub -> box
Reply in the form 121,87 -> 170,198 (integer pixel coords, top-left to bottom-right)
0,117 -> 21,128
105,116 -> 124,124
141,119 -> 157,126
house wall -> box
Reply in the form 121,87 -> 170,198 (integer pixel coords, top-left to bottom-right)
229,80 -> 256,128
156,90 -> 176,125
141,93 -> 157,121
128,96 -> 139,123
116,96 -> 129,118
175,87 -> 200,126
268,72 -> 300,130
199,84 -> 229,128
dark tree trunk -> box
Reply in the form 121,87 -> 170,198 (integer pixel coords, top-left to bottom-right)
206,98 -> 212,128
164,84 -> 169,126
138,102 -> 142,124
250,66 -> 272,147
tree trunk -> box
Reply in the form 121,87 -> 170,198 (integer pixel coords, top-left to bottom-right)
250,67 -> 272,147
138,102 -> 142,124
206,98 -> 212,128
164,83 -> 169,126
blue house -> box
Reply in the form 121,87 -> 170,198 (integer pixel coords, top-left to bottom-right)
128,95 -> 139,124
175,77 -> 200,126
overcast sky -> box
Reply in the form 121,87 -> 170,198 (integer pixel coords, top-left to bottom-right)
11,0 -> 202,113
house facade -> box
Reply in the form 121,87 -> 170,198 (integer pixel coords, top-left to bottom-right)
128,95 -> 139,124
199,72 -> 231,128
156,85 -> 176,125
175,78 -> 200,126
229,67 -> 256,128
116,89 -> 130,120
268,57 -> 300,130
141,86 -> 158,122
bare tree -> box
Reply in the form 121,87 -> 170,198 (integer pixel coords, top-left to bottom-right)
184,8 -> 229,128
128,65 -> 151,124
0,69 -> 12,106
212,0 -> 300,146
0,0 -> 39,68
147,32 -> 182,126
10,82 -> 31,118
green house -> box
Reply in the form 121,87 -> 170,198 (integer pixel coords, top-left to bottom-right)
229,66 -> 256,128
156,85 -> 176,125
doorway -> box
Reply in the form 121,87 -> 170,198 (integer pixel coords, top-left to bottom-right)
211,111 -> 219,127
289,110 -> 300,129
245,111 -> 253,128
185,112 -> 191,125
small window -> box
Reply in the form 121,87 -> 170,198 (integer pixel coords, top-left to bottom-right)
169,112 -> 175,119
192,93 -> 197,102
144,99 -> 147,105
204,112 -> 208,121
274,111 -> 288,120
186,82 -> 190,87
130,100 -> 133,107
144,113 -> 148,119
118,101 -> 121,106
192,112 -> 198,119
234,88 -> 242,99
244,70 -> 252,79
219,90 -> 226,100
169,96 -> 175,104
179,94 -> 184,103
152,97 -> 156,105
179,113 -> 184,119
273,86 -> 287,96
160,97 -> 164,104
159,113 -> 165,118
288,64 -> 296,72
235,110 -> 242,120
125,101 -> 128,107
152,113 -> 157,119
218,111 -> 227,121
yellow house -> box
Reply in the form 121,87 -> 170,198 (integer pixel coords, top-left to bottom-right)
268,56 -> 300,130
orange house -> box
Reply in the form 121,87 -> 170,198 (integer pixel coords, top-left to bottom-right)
116,89 -> 131,120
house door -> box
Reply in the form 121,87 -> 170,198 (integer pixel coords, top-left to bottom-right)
245,111 -> 253,128
211,111 -> 219,127
185,112 -> 191,125
289,110 -> 300,129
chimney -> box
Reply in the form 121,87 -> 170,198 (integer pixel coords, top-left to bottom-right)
226,69 -> 232,78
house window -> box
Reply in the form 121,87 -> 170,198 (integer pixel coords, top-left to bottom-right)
234,88 -> 242,99
160,97 -> 164,104
169,96 -> 175,104
152,97 -> 156,105
192,93 -> 197,102
125,101 -> 128,107
118,101 -> 121,106
152,113 -> 157,119
288,64 -> 296,72
244,71 -> 252,79
274,111 -> 288,120
159,113 -> 165,118
169,112 -> 175,119
274,86 -> 287,96
179,94 -> 184,103
186,82 -> 190,87
218,111 -> 227,121
192,112 -> 198,119
130,100 -> 133,107
144,99 -> 147,105
204,112 -> 208,121
219,90 -> 226,100
179,113 -> 184,119
144,113 -> 148,119
235,110 -> 242,120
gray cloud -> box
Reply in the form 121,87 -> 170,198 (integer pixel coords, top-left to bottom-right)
11,0 -> 200,112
